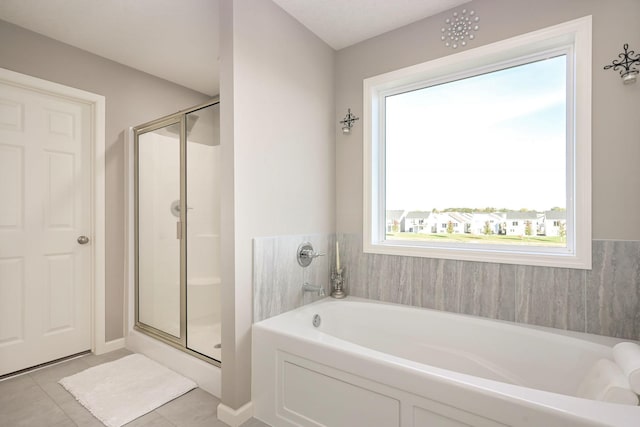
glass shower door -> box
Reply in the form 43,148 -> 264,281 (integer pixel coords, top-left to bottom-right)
136,120 -> 184,341
134,100 -> 221,364
186,103 -> 221,361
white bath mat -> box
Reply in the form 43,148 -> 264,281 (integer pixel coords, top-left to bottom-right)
59,354 -> 197,427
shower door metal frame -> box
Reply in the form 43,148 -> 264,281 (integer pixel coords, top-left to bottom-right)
133,114 -> 187,348
133,98 -> 220,366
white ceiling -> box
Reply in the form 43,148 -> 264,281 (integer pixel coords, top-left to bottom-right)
272,0 -> 470,50
0,0 -> 470,96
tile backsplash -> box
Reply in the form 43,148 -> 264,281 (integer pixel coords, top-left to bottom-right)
253,233 -> 640,341
253,233 -> 334,322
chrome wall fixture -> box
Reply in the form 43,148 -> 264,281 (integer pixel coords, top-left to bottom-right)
340,108 -> 359,134
297,242 -> 325,267
297,242 -> 326,297
604,44 -> 640,85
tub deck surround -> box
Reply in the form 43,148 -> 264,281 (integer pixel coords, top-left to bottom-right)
252,298 -> 639,427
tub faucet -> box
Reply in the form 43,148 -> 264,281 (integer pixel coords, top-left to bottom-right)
302,282 -> 325,297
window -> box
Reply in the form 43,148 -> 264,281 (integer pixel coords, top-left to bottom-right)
363,17 -> 592,269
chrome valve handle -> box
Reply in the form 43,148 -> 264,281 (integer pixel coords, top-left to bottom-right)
297,242 -> 325,267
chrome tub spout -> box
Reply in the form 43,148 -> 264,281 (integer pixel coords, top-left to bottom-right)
302,283 -> 325,297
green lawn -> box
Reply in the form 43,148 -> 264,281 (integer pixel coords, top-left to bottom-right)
386,232 -> 566,246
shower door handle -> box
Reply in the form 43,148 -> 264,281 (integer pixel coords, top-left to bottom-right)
176,221 -> 182,240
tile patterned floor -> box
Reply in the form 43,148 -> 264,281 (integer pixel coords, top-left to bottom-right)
0,349 -> 269,427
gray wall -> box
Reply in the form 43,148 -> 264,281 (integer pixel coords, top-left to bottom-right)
336,0 -> 640,239
329,1 -> 640,336
252,0 -> 640,350
0,20 -> 210,341
219,0 -> 335,410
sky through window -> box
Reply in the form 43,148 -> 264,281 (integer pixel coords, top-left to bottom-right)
385,55 -> 567,212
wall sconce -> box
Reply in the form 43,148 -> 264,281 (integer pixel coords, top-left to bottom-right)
604,43 -> 640,85
339,108 -> 359,134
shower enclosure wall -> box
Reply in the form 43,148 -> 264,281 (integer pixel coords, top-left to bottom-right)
133,100 -> 221,364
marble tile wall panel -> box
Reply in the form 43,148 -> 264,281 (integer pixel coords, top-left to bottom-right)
338,232 -> 367,299
420,258 -> 463,314
586,240 -> 640,340
337,234 -> 640,340
458,261 -> 517,321
253,233 -> 333,322
340,234 -> 516,321
255,233 -> 640,340
515,266 -> 586,332
341,235 -> 422,305
373,254 -> 418,305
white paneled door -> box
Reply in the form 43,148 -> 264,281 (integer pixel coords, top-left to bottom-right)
0,81 -> 91,376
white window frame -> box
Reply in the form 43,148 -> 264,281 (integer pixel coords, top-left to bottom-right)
363,16 -> 592,269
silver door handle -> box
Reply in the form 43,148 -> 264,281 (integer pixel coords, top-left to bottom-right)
77,235 -> 90,245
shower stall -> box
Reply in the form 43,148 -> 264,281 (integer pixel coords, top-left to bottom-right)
133,100 -> 221,365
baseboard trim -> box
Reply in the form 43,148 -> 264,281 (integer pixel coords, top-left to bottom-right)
96,337 -> 125,355
217,401 -> 253,427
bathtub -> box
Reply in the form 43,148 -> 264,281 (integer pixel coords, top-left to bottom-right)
252,297 -> 639,427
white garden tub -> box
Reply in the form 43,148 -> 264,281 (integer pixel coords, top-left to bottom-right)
252,297 -> 639,427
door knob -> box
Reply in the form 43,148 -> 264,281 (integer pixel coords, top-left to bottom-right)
77,235 -> 90,245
